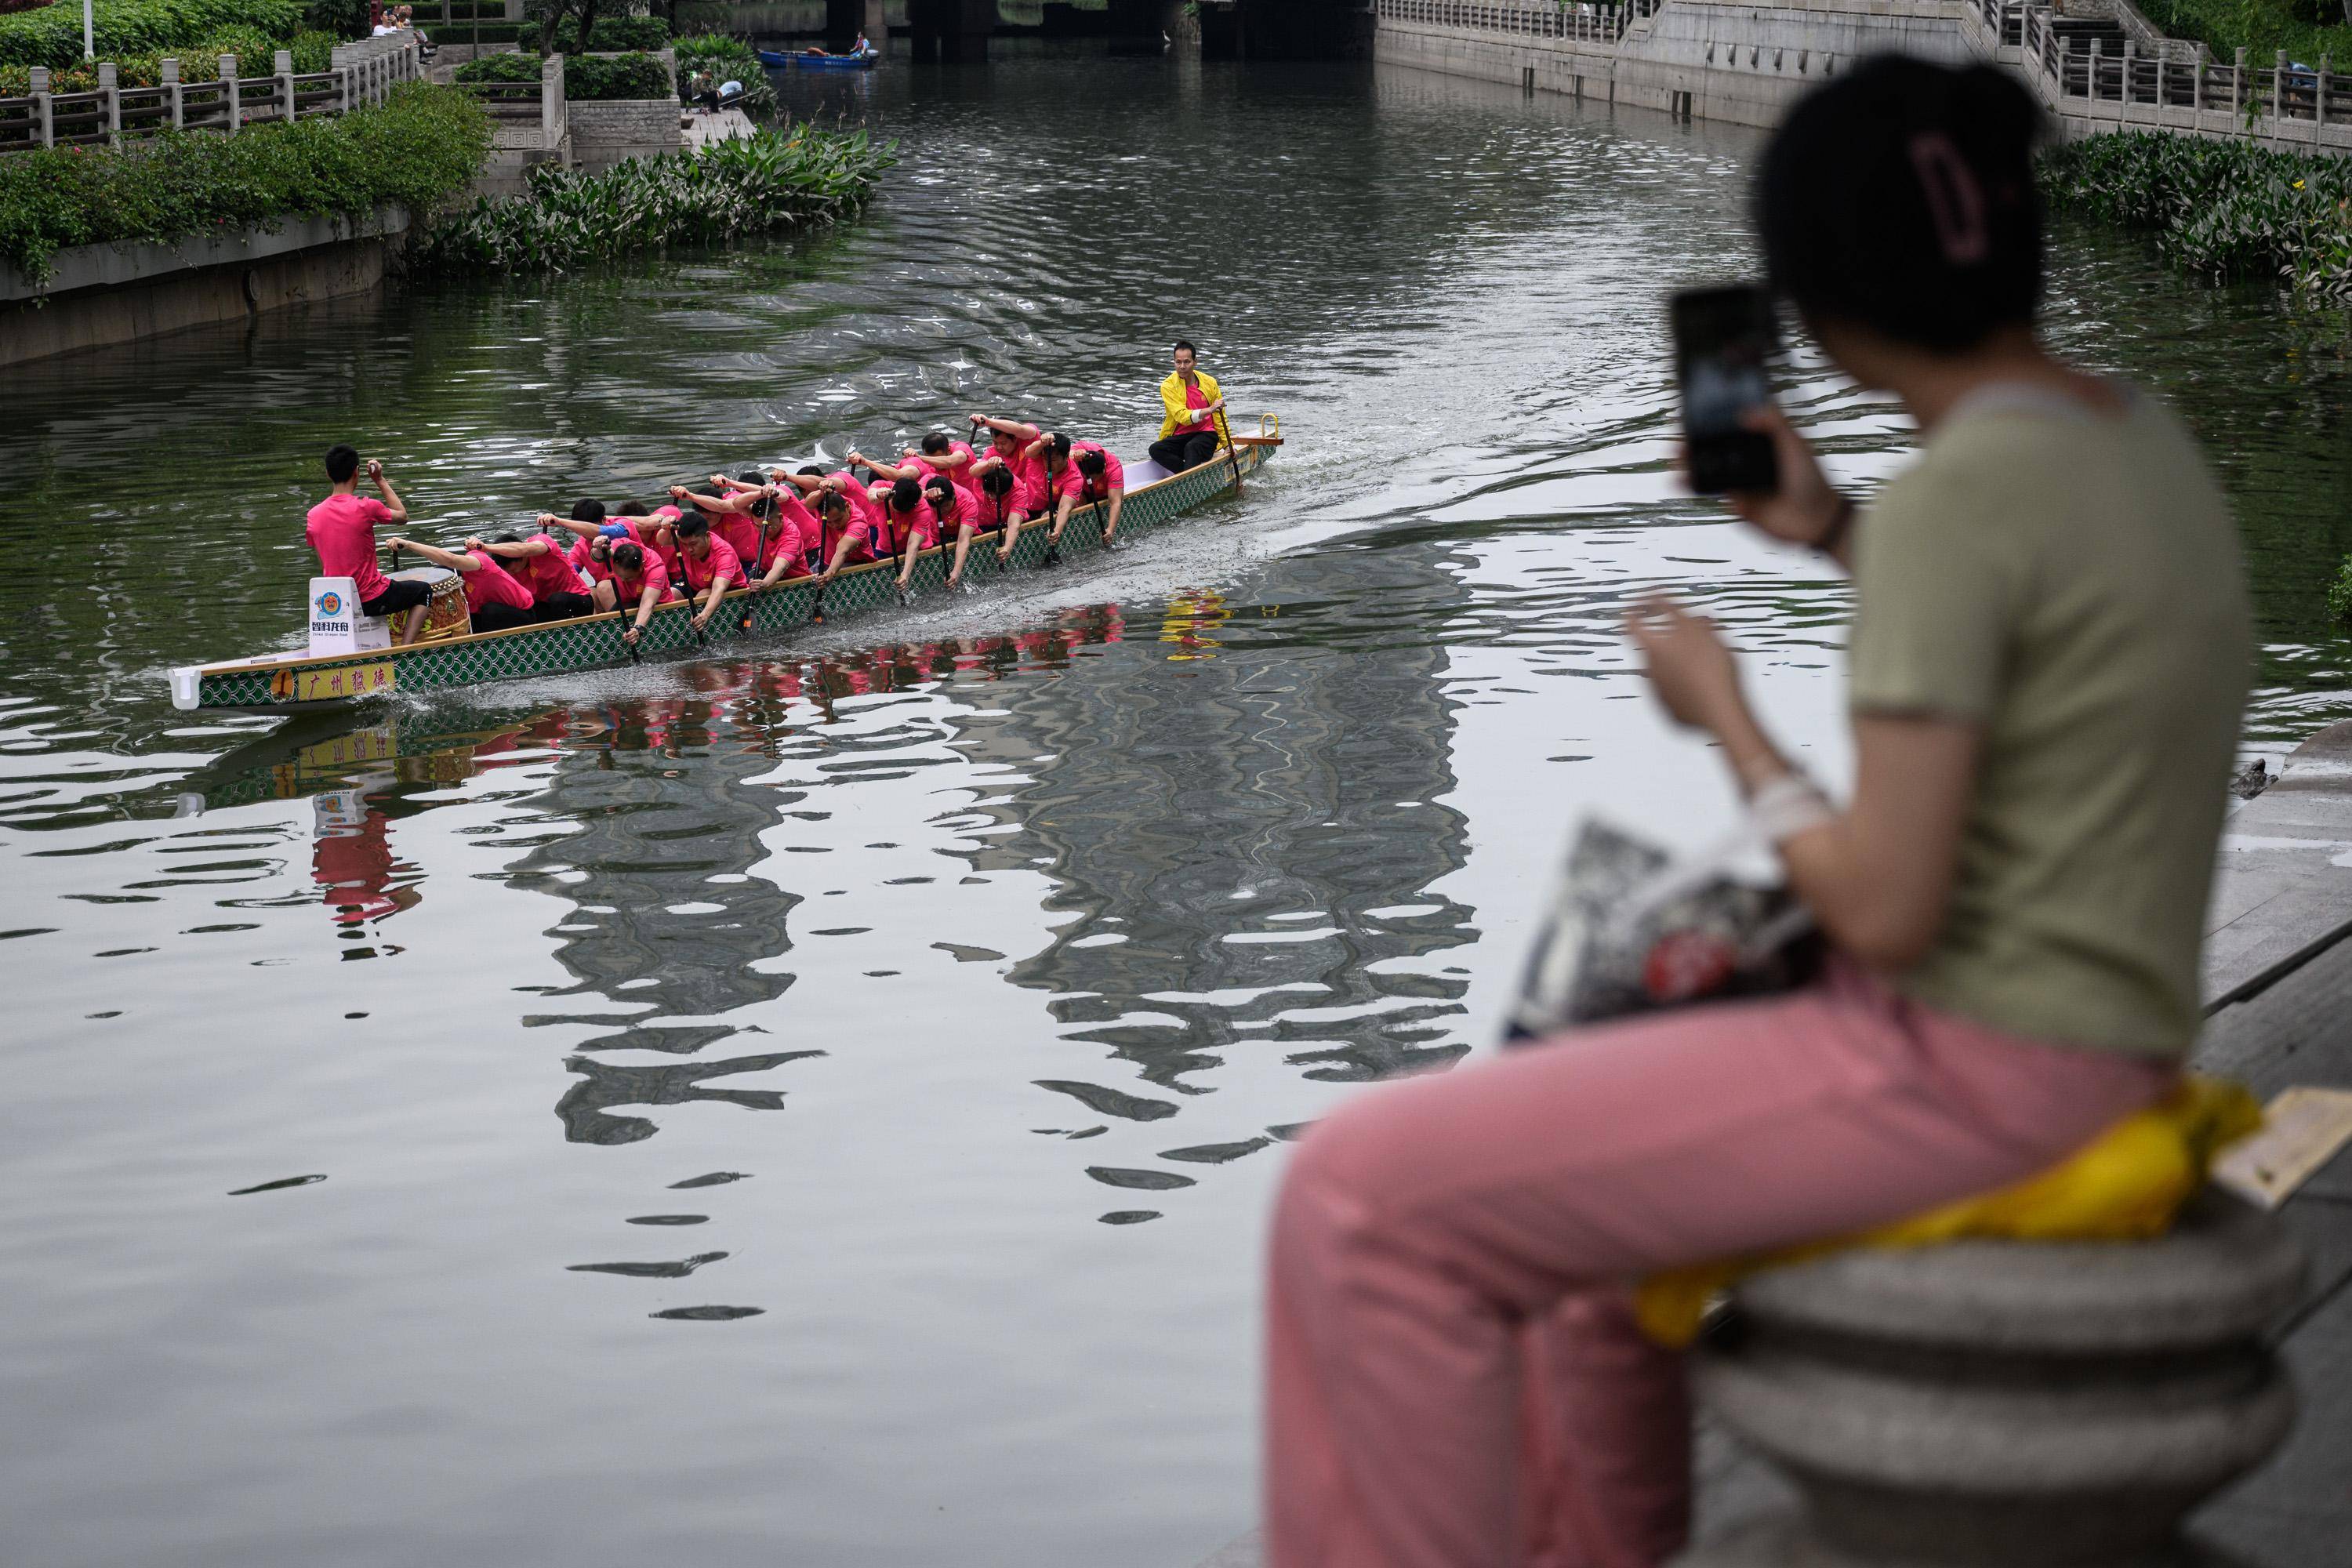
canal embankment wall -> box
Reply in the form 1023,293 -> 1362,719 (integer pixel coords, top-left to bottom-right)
1373,0 -> 2352,151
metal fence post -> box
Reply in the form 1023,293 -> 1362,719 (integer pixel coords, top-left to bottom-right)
220,53 -> 240,132
29,65 -> 51,147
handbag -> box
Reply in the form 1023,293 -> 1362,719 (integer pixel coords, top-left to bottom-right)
1506,818 -> 1824,1041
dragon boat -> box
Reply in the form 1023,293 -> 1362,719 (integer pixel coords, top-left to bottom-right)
169,426 -> 1280,715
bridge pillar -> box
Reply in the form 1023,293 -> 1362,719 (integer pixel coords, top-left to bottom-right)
909,0 -> 992,60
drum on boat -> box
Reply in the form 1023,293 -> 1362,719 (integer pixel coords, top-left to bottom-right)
389,566 -> 470,643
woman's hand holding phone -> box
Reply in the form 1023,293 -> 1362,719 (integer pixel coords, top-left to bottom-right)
1717,405 -> 1845,553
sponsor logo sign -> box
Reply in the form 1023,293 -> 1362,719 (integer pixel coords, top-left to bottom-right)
270,662 -> 397,704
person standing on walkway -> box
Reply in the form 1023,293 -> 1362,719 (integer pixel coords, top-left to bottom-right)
1261,56 -> 2252,1568
307,445 -> 429,644
1150,341 -> 1227,473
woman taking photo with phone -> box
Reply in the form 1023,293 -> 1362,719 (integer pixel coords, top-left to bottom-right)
1262,56 -> 2251,1568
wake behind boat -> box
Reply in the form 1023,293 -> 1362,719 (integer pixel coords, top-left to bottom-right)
172,427 -> 1279,716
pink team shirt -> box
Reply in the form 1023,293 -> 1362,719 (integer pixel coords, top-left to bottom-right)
514,534 -> 590,602
1055,441 -> 1126,503
305,493 -> 394,603
775,491 -> 825,568
833,473 -> 887,535
881,497 -> 938,553
710,509 -> 766,570
913,441 -> 980,497
460,551 -> 537,615
985,443 -> 1050,514
612,551 -> 674,605
927,484 -> 983,536
678,535 -> 744,597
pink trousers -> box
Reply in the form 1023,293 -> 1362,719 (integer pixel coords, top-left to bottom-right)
1264,963 -> 2172,1568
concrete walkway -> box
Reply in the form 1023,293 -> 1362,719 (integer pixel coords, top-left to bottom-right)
1196,720 -> 2352,1567
685,107 -> 754,151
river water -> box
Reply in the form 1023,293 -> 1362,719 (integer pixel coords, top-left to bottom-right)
2,53 -> 2348,1568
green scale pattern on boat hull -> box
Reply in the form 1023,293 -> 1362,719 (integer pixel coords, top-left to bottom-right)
194,445 -> 1271,712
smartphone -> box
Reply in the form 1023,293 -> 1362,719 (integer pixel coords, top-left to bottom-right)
1671,285 -> 1780,494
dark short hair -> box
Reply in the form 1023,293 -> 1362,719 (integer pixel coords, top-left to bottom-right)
1759,56 -> 2043,352
979,466 -> 1014,497
325,445 -> 360,483
1173,340 -> 1196,356
797,465 -> 826,477
492,532 -> 523,545
736,470 -> 765,485
1076,450 -> 1105,477
572,498 -> 607,524
613,542 -> 644,572
923,474 -> 955,503
1047,432 -> 1071,459
814,490 -> 849,516
890,477 -> 920,509
920,431 -> 953,456
675,511 -> 710,539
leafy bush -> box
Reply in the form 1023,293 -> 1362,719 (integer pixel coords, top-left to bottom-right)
2331,556 -> 2352,624
0,21 -> 325,91
410,121 -> 891,274
564,49 -> 666,99
458,47 -> 666,98
2040,132 -> 2352,303
452,47 -> 540,80
0,0 -> 309,69
0,80 -> 488,280
670,31 -> 771,114
553,12 -> 665,49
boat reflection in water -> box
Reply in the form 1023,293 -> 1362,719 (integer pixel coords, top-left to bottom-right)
166,585 -> 1471,1233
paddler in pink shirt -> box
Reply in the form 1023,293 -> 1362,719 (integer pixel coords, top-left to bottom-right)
670,512 -> 743,634
967,413 -> 1054,563
924,474 -> 992,591
1039,434 -> 1127,548
468,530 -> 596,621
382,534 -> 539,633
606,541 -> 674,649
876,477 -> 940,592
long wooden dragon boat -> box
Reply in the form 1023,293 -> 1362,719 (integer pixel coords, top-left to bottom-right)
171,426 -> 1279,715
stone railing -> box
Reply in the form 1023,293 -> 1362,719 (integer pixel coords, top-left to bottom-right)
457,49 -> 566,154
1976,0 -> 2352,148
0,33 -> 422,155
1374,0 -> 1664,47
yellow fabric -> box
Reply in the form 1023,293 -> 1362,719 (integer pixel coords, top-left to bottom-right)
1632,1076 -> 2265,1348
1159,371 -> 1228,444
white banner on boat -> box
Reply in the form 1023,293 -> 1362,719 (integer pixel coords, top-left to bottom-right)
309,577 -> 393,657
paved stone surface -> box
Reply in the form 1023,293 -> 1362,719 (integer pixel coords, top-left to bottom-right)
685,107 -> 753,151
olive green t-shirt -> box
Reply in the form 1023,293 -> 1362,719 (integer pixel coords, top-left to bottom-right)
1849,387 -> 2250,1059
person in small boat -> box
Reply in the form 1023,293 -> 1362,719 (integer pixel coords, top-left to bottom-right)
671,512 -> 743,633
307,445 -> 429,644
879,477 -> 940,592
1149,340 -> 1229,474
467,530 -> 596,622
380,535 -> 539,633
1041,435 -> 1127,548
927,472 -> 989,590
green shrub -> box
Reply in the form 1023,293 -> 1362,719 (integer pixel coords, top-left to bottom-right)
554,13 -> 665,49
670,31 -> 771,114
458,48 -> 666,98
2039,132 -> 2352,304
2331,556 -> 2352,624
0,22 -> 328,91
0,0 -> 309,69
564,49 -> 666,100
410,121 -> 891,274
0,80 -> 488,280
452,48 -> 539,80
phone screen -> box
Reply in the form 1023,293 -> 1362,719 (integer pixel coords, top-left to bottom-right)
1671,286 -> 1779,494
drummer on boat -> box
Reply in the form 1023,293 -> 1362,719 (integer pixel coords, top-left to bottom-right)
1149,341 -> 1229,474
307,445 -> 429,644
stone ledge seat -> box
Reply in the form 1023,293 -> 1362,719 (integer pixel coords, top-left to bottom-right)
1676,1189 -> 2307,1568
